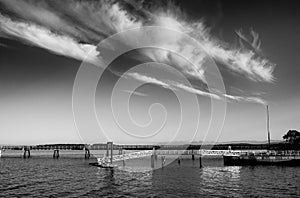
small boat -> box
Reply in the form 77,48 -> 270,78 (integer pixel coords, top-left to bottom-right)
223,152 -> 300,166
223,105 -> 300,166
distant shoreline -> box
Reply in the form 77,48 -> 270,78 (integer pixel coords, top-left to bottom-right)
1,142 -> 299,150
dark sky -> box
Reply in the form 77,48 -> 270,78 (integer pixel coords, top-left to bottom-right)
0,0 -> 299,144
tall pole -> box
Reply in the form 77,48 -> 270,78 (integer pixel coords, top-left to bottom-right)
110,142 -> 113,164
266,105 -> 271,149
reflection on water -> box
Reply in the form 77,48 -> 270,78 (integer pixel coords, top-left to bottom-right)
151,160 -> 242,197
0,153 -> 299,197
201,166 -> 241,182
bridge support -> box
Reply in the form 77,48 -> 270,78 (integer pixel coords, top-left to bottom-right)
199,155 -> 203,168
122,156 -> 126,166
84,147 -> 90,159
106,142 -> 113,164
152,147 -> 157,160
84,148 -> 91,159
53,149 -> 59,159
161,156 -> 166,168
121,150 -> 126,166
23,146 -> 30,158
192,150 -> 195,160
151,154 -> 155,168
151,147 -> 157,168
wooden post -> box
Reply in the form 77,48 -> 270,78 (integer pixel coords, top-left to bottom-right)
53,149 -> 59,159
178,156 -> 181,165
84,147 -> 90,159
152,147 -> 157,160
199,155 -> 203,168
110,142 -> 113,164
161,156 -> 165,168
122,150 -> 125,166
23,146 -> 30,158
106,143 -> 109,157
151,154 -> 154,168
106,141 -> 113,163
192,150 -> 195,160
22,147 -> 25,158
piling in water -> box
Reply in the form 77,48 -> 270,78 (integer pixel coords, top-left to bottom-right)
122,150 -> 125,166
199,155 -> 203,168
151,154 -> 155,168
23,147 -> 30,158
53,149 -> 59,159
84,147 -> 90,159
161,156 -> 166,168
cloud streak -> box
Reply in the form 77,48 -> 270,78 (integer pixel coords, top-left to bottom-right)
126,72 -> 171,89
174,83 -> 221,100
224,94 -> 267,105
127,72 -> 266,105
122,90 -> 148,97
0,14 -> 100,65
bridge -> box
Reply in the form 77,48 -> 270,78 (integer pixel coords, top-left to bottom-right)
1,141 -> 270,159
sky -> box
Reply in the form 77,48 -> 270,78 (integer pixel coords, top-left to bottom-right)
0,0 -> 299,145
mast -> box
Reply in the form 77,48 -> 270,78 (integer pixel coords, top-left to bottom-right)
266,105 -> 271,148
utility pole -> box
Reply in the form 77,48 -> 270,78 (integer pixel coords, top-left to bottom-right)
266,105 -> 271,149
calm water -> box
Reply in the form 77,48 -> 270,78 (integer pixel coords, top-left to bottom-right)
0,151 -> 299,197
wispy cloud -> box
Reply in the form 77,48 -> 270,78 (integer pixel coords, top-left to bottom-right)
122,90 -> 148,97
126,72 -> 220,99
174,83 -> 221,100
126,72 -> 171,89
126,72 -> 266,105
0,14 -> 100,65
0,0 -> 275,82
0,0 -> 274,104
224,94 -> 267,105
235,29 -> 262,53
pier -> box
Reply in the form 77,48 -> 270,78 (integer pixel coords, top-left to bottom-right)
1,142 -> 299,159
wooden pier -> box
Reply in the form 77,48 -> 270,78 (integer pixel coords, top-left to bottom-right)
1,141 -> 299,159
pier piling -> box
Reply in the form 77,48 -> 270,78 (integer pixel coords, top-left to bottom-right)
161,156 -> 166,168
106,142 -> 113,164
199,155 -> 203,168
53,149 -> 59,159
84,147 -> 90,159
122,151 -> 126,166
151,154 -> 155,168
23,147 -> 31,158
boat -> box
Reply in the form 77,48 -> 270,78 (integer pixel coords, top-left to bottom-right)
223,151 -> 300,166
223,105 -> 300,166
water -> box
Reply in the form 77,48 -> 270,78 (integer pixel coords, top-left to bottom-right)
0,151 -> 299,197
